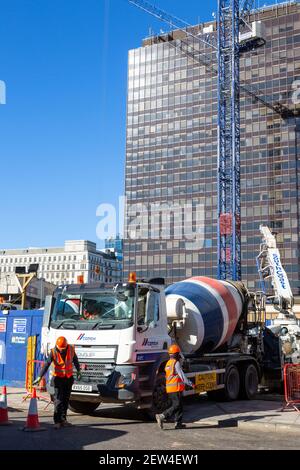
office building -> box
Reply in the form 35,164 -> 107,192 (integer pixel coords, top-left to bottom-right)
0,240 -> 122,287
124,2 -> 300,293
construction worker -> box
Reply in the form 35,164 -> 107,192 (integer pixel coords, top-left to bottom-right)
156,344 -> 194,430
33,336 -> 82,429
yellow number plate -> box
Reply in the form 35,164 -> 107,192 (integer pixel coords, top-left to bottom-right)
195,371 -> 217,393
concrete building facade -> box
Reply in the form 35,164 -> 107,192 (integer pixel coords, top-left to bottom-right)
124,1 -> 300,293
0,240 -> 122,286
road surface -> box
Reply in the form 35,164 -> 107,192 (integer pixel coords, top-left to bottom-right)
1,399 -> 300,450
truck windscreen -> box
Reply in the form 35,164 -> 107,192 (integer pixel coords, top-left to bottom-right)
50,287 -> 135,330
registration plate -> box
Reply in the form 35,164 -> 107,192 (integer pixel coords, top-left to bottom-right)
72,384 -> 93,392
195,371 -> 217,393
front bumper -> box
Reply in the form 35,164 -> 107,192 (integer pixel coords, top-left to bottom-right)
98,365 -> 140,402
48,365 -> 141,403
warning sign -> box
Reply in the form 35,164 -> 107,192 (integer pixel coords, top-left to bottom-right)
195,371 -> 217,393
0,318 -> 7,332
13,318 -> 27,334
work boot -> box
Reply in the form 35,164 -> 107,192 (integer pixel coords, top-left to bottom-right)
54,423 -> 62,430
155,414 -> 165,430
174,422 -> 186,429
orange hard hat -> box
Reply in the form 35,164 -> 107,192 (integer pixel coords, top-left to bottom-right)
168,344 -> 181,355
56,336 -> 68,350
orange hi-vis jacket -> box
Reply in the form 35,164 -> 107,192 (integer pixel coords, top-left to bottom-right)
165,358 -> 185,394
51,345 -> 75,379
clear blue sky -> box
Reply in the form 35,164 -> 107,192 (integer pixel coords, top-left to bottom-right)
0,0 -> 275,249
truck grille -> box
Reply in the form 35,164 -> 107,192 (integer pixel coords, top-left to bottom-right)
75,362 -> 115,384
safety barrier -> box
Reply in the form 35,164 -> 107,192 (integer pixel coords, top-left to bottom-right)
282,363 -> 300,412
23,360 -> 52,409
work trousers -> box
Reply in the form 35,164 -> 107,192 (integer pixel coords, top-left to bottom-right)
53,376 -> 74,424
163,391 -> 183,424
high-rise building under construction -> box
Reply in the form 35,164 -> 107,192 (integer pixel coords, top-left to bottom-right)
124,1 -> 300,293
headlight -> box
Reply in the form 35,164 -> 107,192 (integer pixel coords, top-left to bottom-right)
116,372 -> 136,389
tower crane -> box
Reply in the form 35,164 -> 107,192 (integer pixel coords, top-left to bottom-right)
128,0 -> 297,282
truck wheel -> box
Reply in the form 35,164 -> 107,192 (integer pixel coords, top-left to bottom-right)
69,400 -> 100,415
146,373 -> 171,419
209,364 -> 240,402
207,365 -> 240,402
224,365 -> 240,401
240,364 -> 258,400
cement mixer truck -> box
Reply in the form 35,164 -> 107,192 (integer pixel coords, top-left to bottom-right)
40,226 -> 300,415
41,273 -> 270,415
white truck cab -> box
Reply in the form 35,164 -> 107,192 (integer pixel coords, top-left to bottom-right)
42,277 -> 171,414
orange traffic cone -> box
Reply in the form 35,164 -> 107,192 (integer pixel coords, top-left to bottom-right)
0,386 -> 12,426
22,388 -> 46,432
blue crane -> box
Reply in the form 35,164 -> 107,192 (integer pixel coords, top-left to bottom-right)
128,0 -> 292,281
217,0 -> 243,281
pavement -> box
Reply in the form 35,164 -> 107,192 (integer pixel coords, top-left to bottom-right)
184,394 -> 300,434
1,387 -> 300,450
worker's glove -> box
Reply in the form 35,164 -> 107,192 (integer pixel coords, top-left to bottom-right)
32,377 -> 41,386
186,382 -> 195,390
76,371 -> 82,381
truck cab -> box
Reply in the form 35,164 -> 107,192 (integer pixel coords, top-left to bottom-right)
42,277 -> 171,414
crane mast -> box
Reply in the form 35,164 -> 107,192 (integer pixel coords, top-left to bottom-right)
217,0 -> 241,281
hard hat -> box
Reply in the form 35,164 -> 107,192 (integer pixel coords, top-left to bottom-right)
56,336 -> 68,350
168,344 -> 181,355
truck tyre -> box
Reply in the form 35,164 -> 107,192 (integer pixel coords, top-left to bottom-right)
224,365 -> 240,401
146,373 -> 171,419
240,364 -> 258,400
69,400 -> 100,415
208,365 -> 240,401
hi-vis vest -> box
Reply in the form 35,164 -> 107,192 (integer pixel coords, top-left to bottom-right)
51,345 -> 75,379
165,359 -> 185,394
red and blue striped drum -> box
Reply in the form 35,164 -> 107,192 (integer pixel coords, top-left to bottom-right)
165,276 -> 245,354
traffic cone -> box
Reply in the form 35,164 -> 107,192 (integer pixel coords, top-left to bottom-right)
0,386 -> 12,426
22,388 -> 46,432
